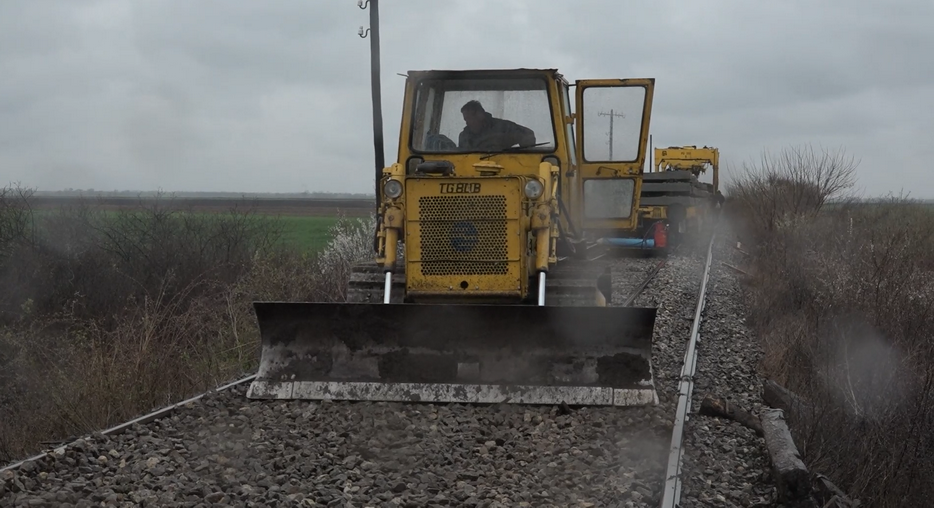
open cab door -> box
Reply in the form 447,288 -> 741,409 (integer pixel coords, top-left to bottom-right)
574,79 -> 654,233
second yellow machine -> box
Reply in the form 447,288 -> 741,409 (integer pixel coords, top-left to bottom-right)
640,145 -> 721,246
249,68 -> 663,407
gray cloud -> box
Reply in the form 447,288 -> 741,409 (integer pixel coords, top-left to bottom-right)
1,0 -> 932,197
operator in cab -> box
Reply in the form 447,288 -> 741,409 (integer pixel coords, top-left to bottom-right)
458,100 -> 536,151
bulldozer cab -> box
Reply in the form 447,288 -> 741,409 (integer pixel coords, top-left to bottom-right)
399,70 -> 565,182
395,70 -> 655,246
408,74 -> 556,156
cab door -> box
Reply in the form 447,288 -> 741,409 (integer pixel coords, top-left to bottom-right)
574,79 -> 654,233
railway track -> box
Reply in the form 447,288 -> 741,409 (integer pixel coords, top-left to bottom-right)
1,224 -> 777,507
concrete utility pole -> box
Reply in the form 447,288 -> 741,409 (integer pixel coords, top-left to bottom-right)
597,109 -> 625,160
358,0 -> 384,212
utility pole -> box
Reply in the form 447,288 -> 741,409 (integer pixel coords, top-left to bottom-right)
598,109 -> 625,160
358,0 -> 384,214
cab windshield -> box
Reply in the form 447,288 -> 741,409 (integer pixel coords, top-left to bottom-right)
409,76 -> 557,154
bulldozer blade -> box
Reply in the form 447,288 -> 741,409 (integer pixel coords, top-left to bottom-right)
248,302 -> 659,407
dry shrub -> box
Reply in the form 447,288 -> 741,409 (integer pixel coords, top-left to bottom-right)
313,211 -> 377,301
0,188 -> 377,463
0,278 -> 250,455
725,144 -> 859,245
0,185 -> 34,252
0,193 -> 284,327
727,147 -> 934,506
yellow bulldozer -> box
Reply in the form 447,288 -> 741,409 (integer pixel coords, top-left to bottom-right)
247,67 -> 663,407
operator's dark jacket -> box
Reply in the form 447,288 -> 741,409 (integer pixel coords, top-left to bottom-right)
458,112 -> 535,150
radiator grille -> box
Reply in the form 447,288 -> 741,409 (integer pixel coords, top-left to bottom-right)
418,195 -> 509,276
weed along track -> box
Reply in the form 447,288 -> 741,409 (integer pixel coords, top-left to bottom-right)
0,221 -> 784,507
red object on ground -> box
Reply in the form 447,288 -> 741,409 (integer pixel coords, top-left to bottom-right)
653,222 -> 668,248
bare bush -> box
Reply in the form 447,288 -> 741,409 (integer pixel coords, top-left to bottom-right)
725,144 -> 859,241
0,188 -> 383,463
0,184 -> 35,251
0,194 -> 284,327
313,212 -> 377,301
727,151 -> 934,506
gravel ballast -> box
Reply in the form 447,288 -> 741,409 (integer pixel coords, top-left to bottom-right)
1,240 -> 755,507
676,220 -> 780,508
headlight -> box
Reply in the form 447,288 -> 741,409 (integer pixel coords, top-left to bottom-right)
383,179 -> 403,199
524,179 -> 544,199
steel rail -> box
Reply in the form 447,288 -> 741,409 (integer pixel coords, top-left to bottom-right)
623,259 -> 667,307
0,374 -> 257,474
659,230 -> 717,508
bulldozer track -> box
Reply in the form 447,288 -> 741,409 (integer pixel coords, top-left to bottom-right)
1,234 -> 728,507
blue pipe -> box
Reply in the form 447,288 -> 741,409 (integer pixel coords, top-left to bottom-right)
600,238 -> 656,248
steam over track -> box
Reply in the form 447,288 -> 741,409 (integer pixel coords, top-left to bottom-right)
1,219 -> 781,507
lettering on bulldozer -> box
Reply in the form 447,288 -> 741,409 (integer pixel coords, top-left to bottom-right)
439,182 -> 482,194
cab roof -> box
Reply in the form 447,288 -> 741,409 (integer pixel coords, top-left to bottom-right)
404,68 -> 565,82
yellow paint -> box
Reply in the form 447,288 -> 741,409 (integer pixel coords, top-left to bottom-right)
653,145 -> 719,192
574,78 -> 654,232
373,69 -> 656,302
639,145 -> 721,234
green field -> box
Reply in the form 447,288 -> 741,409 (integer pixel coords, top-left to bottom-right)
26,195 -> 375,255
28,210 -> 353,253
275,215 -> 344,251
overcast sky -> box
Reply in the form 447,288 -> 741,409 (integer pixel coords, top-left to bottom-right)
2,0 -> 933,197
